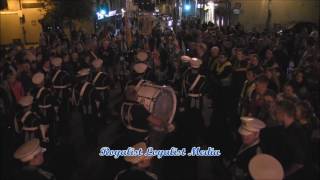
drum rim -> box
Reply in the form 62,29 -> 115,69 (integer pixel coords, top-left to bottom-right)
121,82 -> 177,128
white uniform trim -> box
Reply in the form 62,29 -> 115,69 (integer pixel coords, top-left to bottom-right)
53,85 -> 69,89
92,72 -> 104,86
95,86 -> 110,90
189,74 -> 204,92
38,104 -> 52,109
188,93 -> 202,97
80,82 -> 91,97
36,87 -> 45,99
21,111 -> 32,124
51,70 -> 61,84
237,139 -> 260,156
121,102 -> 149,133
14,111 -> 32,133
135,79 -> 145,90
22,126 -> 39,131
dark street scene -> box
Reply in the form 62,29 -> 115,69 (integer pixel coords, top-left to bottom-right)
0,0 -> 319,180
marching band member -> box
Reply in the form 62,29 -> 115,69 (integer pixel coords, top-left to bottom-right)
89,58 -> 111,123
13,139 -> 56,180
135,51 -> 155,82
227,117 -> 266,180
71,68 -> 101,147
181,57 -> 206,110
50,57 -> 71,142
114,142 -> 157,180
14,96 -> 46,143
31,72 -> 57,145
121,86 -> 174,144
126,63 -> 149,89
168,55 -> 191,96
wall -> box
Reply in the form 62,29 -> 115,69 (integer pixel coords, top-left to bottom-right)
0,11 -> 23,44
21,7 -> 45,43
0,0 -> 45,45
231,0 -> 320,31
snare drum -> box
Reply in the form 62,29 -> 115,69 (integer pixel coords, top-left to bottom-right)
121,81 -> 177,132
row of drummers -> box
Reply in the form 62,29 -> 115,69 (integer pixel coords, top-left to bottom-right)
13,49 -> 205,144
13,56 -> 110,145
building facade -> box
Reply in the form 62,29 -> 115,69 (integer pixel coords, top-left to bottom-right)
230,0 -> 320,31
0,0 -> 46,45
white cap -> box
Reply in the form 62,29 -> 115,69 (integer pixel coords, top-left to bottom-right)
249,154 -> 284,180
14,139 -> 46,162
124,142 -> 150,164
51,57 -> 62,67
133,63 -> 148,74
32,72 -> 45,85
181,55 -> 192,63
238,117 -> 266,136
190,57 -> 202,68
136,51 -> 148,62
18,96 -> 33,107
77,68 -> 90,77
92,58 -> 103,69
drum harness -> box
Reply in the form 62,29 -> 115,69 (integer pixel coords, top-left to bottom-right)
92,72 -> 110,91
35,87 -> 52,117
71,82 -> 94,115
227,139 -> 262,179
122,79 -> 153,133
184,72 -> 205,108
14,111 -> 32,133
51,70 -> 70,100
35,88 -> 50,142
121,102 -> 149,133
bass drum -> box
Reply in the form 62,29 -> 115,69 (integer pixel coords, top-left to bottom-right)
135,81 -> 177,124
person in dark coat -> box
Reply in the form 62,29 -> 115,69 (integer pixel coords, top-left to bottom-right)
89,58 -> 112,124
114,142 -> 157,180
31,72 -> 57,146
14,96 -> 46,144
71,68 -> 101,148
226,117 -> 266,180
274,100 -> 309,180
13,139 -> 56,180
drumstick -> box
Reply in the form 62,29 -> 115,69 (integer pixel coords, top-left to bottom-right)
90,51 -> 98,60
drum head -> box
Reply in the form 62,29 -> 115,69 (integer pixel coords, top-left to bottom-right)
129,81 -> 177,126
152,87 -> 176,124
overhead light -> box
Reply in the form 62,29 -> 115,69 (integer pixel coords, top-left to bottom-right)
184,4 -> 191,11
100,9 -> 106,15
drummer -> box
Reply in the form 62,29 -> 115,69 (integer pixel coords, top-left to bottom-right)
122,86 -> 174,143
135,51 -> 155,82
13,138 -> 56,180
181,57 -> 206,110
227,117 -> 266,179
114,142 -> 157,180
126,63 -> 148,89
